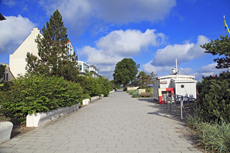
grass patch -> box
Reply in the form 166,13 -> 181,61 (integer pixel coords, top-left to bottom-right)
186,110 -> 230,152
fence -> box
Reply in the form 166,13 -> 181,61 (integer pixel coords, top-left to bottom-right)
162,94 -> 197,121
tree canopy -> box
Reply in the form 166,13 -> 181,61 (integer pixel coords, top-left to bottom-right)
200,35 -> 230,69
26,9 -> 79,81
113,58 -> 138,87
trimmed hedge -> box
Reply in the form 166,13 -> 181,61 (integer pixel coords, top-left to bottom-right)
98,76 -> 113,97
1,75 -> 83,124
76,75 -> 113,97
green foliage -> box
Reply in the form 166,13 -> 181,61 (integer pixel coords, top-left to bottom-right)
127,90 -> 135,95
0,65 -> 6,82
132,90 -> 140,98
197,71 -> 230,122
200,35 -> 230,69
98,76 -> 113,97
110,80 -> 121,89
113,58 -> 138,87
76,75 -> 112,97
1,75 -> 83,124
0,81 -> 13,91
186,112 -> 230,152
76,75 -> 101,97
26,9 -> 79,81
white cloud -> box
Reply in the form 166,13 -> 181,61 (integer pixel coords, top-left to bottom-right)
197,63 -> 227,76
2,0 -> 16,7
178,68 -> 193,75
39,0 -> 176,33
79,29 -> 165,78
152,35 -> 209,66
142,61 -> 172,75
0,15 -> 35,54
96,29 -> 165,56
92,0 -> 177,23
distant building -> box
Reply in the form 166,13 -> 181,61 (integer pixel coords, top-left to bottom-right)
10,28 -> 40,77
9,28 -> 76,77
78,61 -> 100,77
0,63 -> 14,82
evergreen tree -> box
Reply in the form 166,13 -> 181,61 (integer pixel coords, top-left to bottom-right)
26,9 -> 79,81
197,72 -> 230,122
200,35 -> 230,69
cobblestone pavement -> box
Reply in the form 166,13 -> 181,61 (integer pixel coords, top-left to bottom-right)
0,90 -> 202,153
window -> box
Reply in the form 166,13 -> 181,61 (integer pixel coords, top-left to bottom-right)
78,65 -> 82,71
3,73 -> 8,81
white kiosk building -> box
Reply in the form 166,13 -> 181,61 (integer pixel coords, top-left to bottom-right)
153,69 -> 197,104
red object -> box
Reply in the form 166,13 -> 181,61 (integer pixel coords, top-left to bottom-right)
158,88 -> 175,104
213,75 -> 215,77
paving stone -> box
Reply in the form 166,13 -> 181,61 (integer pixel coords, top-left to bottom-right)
0,91 -> 203,153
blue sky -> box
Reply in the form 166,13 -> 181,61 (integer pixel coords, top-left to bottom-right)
0,0 -> 230,81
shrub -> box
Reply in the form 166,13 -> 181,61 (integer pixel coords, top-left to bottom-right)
132,90 -> 140,98
76,75 -> 101,97
1,75 -> 83,124
186,111 -> 230,152
98,76 -> 113,97
197,72 -> 230,122
0,81 -> 13,91
127,90 -> 135,95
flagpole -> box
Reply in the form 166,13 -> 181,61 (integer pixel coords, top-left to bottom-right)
224,15 -> 227,36
224,15 -> 230,72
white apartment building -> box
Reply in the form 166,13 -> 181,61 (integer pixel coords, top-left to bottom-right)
78,61 -> 100,78
9,28 -> 75,77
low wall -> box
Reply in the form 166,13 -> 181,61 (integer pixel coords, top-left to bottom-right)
127,87 -> 139,91
26,103 -> 80,127
0,122 -> 13,144
138,89 -> 146,94
26,91 -> 114,127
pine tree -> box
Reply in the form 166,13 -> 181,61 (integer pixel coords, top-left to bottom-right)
200,35 -> 230,69
26,9 -> 79,81
197,72 -> 230,122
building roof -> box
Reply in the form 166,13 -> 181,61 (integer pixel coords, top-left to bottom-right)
0,13 -> 6,21
155,74 -> 195,80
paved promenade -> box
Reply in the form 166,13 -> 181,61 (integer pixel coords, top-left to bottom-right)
0,91 -> 202,153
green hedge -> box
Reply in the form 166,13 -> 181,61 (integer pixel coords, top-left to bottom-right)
197,71 -> 230,122
1,75 -> 83,124
76,75 -> 113,97
98,76 -> 113,97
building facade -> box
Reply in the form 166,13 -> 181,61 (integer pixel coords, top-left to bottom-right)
10,28 -> 40,77
78,61 -> 100,77
9,28 -> 77,77
0,63 -> 14,82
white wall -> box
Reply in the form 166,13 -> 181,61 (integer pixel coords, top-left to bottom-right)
175,82 -> 196,98
10,28 -> 40,77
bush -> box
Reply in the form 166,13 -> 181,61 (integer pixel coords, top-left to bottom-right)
197,72 -> 230,122
76,75 -> 113,97
0,81 -> 13,91
98,76 -> 113,97
76,75 -> 101,97
1,75 -> 83,124
187,112 -> 230,152
123,87 -> 127,91
126,90 -> 135,95
132,90 -> 140,98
